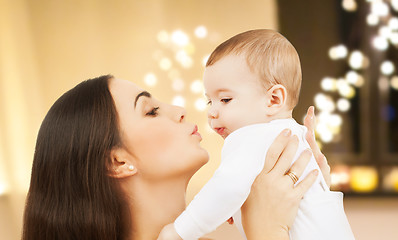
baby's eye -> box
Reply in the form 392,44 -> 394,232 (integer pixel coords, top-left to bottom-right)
207,100 -> 212,106
221,98 -> 232,104
146,107 -> 159,116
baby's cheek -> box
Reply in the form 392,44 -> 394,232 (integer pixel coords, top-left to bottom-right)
207,118 -> 213,129
227,115 -> 246,132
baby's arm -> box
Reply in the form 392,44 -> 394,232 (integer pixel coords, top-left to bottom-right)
173,126 -> 276,240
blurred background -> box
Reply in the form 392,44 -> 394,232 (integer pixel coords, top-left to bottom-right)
0,0 -> 397,239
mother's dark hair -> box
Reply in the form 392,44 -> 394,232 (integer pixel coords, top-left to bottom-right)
22,75 -> 130,240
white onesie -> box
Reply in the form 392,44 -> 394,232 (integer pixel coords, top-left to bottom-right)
174,118 -> 355,240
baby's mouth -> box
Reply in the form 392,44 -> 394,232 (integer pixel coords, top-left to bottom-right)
214,127 -> 226,137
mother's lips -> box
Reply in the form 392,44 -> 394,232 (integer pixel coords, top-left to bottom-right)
191,125 -> 202,140
192,125 -> 198,134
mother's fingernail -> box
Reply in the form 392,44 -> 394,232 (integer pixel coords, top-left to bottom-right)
309,106 -> 314,119
283,129 -> 292,136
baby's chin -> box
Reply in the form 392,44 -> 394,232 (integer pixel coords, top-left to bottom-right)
219,129 -> 230,139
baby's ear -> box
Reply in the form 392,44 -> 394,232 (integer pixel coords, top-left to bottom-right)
265,84 -> 287,115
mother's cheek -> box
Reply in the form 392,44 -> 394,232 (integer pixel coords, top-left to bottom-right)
132,125 -> 179,162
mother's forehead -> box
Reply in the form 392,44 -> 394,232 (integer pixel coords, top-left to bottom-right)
110,78 -> 145,97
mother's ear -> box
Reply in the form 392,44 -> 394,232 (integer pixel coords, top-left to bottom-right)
265,84 -> 287,115
108,148 -> 138,178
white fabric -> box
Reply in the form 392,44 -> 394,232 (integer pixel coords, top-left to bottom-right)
174,119 -> 355,240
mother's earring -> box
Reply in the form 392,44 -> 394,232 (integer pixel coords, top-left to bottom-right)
128,165 -> 135,171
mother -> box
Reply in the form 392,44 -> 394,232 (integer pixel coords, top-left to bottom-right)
22,75 -> 328,240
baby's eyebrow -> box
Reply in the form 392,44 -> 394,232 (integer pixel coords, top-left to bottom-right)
204,89 -> 233,101
206,89 -> 231,96
216,88 -> 231,93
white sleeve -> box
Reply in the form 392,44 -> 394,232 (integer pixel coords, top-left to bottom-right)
174,126 -> 277,240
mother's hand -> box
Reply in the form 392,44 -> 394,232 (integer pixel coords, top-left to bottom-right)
241,129 -> 319,240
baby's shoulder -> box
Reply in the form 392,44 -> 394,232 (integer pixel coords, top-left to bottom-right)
224,123 -> 281,150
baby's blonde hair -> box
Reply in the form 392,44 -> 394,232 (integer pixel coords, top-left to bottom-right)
206,29 -> 302,109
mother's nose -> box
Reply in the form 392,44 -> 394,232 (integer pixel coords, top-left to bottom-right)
173,105 -> 186,122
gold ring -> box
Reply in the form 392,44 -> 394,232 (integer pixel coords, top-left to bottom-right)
285,170 -> 299,184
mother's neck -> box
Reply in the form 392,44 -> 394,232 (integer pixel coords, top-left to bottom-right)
124,176 -> 189,240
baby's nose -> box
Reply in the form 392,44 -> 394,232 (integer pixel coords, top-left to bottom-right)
207,106 -> 218,119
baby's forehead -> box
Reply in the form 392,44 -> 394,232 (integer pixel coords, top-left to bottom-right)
204,88 -> 232,96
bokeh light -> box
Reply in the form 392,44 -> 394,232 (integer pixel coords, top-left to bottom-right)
393,0 -> 398,11
194,26 -> 208,38
390,76 -> 398,90
345,70 -> 364,87
331,165 -> 351,191
390,32 -> 398,44
190,79 -> 204,94
329,44 -> 348,60
388,17 -> 398,30
181,57 -> 194,68
373,35 -> 389,50
337,79 -> 356,98
175,50 -> 194,68
184,43 -> 196,55
195,98 -> 208,111
172,95 -> 185,107
321,77 -> 337,91
371,1 -> 389,17
144,72 -> 158,86
157,30 -> 169,43
315,93 -> 335,112
367,14 -> 379,26
379,77 -> 390,91
172,78 -> 185,92
317,124 -> 333,143
379,26 -> 392,39
342,0 -> 357,12
381,60 -> 395,75
171,30 -> 189,46
329,114 -> 343,127
337,98 -> 351,112
349,50 -> 366,69
383,168 -> 398,191
159,57 -> 172,70
350,167 -> 378,193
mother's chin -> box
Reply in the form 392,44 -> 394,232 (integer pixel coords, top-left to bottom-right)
185,146 -> 210,179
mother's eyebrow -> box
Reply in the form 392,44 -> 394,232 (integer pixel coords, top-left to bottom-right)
134,91 -> 151,108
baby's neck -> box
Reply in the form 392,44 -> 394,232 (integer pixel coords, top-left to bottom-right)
266,109 -> 293,122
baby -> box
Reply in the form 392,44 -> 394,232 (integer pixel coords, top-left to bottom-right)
161,29 -> 354,240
